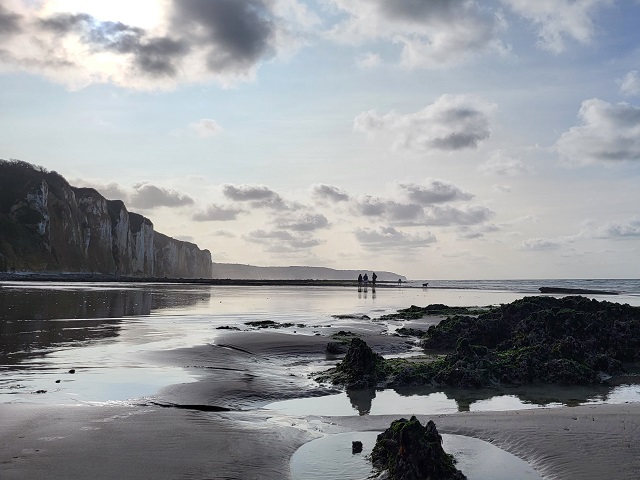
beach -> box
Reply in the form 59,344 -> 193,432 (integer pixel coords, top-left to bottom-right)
2,281 -> 640,479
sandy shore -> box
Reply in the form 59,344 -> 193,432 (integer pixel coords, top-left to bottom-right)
3,328 -> 640,479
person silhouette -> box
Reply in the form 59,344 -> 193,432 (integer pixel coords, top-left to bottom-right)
372,272 -> 377,285
363,273 -> 369,285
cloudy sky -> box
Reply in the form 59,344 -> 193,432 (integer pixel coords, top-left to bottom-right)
2,0 -> 640,279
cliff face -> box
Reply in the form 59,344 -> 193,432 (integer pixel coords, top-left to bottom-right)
0,160 -> 212,278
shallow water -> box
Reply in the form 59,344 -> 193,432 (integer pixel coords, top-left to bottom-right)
290,431 -> 542,480
2,281 -> 640,405
265,382 -> 640,417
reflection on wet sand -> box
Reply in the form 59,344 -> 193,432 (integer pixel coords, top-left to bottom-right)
0,285 -> 211,365
270,380 -> 640,417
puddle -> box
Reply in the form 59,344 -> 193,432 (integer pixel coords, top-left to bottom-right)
290,431 -> 542,480
266,384 -> 640,416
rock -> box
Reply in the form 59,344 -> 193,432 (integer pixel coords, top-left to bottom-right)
326,342 -> 347,354
371,417 -> 466,480
352,440 -> 363,454
68,369 -> 75,374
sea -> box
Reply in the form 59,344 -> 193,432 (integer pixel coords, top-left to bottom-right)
1,278 -> 639,408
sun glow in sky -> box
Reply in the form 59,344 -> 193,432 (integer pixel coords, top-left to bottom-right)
1,0 -> 640,279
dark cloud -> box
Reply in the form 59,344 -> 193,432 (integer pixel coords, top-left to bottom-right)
0,0 -> 291,88
192,204 -> 244,221
276,213 -> 329,232
223,184 -> 294,210
312,184 -> 350,202
557,99 -> 640,164
355,226 -> 436,251
378,0 -> 460,23
0,5 -> 22,37
423,205 -> 494,226
355,197 -> 423,221
39,13 -> 188,77
399,180 -> 473,204
129,183 -> 194,209
172,0 -> 275,72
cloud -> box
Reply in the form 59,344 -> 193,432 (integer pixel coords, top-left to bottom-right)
620,70 -> 640,96
354,197 -> 423,222
244,229 -> 324,252
74,180 -> 130,202
211,229 -> 236,238
189,118 -> 222,137
0,5 -> 22,37
327,0 -> 505,68
457,223 -> 500,240
499,0 -> 611,53
275,213 -> 329,232
398,179 -> 473,204
479,150 -> 533,176
354,95 -> 494,152
423,205 -> 494,227
192,204 -> 244,221
222,184 -> 296,210
312,184 -> 350,202
129,183 -> 194,209
0,0 -> 311,89
356,52 -> 381,69
355,226 -> 436,251
556,98 -> 640,165
521,237 -> 563,251
591,218 -> 640,239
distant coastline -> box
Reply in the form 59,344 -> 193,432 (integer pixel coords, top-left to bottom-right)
0,271 -> 408,287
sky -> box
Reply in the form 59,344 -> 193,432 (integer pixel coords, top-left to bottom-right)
1,0 -> 640,280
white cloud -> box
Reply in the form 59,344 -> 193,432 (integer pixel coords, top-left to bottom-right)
189,118 -> 222,137
479,150 -> 533,176
244,229 -> 324,252
521,237 -> 563,250
327,0 -> 505,68
590,218 -> 640,239
556,98 -> 640,165
355,52 -> 381,69
499,0 -> 612,53
354,94 -> 494,152
620,70 -> 640,96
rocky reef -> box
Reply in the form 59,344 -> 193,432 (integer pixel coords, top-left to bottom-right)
370,417 -> 466,480
0,160 -> 212,278
317,296 -> 640,389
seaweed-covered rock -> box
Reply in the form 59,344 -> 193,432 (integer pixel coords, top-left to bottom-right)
315,296 -> 640,390
370,417 -> 466,480
316,338 -> 385,388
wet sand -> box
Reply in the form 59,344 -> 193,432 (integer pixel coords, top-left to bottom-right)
3,327 -> 640,479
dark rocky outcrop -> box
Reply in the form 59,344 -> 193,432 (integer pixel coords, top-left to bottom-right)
370,417 -> 466,480
539,287 -> 618,295
0,160 -> 212,278
316,296 -> 640,389
319,338 -> 385,389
